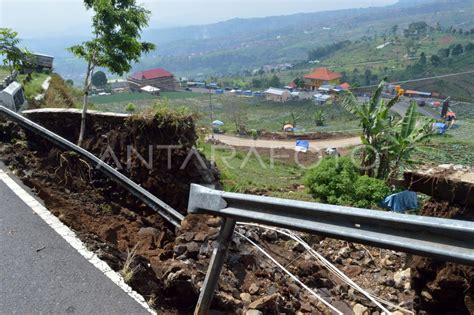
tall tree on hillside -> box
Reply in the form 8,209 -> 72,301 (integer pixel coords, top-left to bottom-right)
430,54 -> 441,66
92,70 -> 108,88
419,52 -> 427,67
391,25 -> 398,36
451,44 -> 464,56
269,74 -> 281,88
69,0 -> 155,146
0,28 -> 32,74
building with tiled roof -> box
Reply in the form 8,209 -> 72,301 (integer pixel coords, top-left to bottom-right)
128,68 -> 178,91
304,67 -> 342,91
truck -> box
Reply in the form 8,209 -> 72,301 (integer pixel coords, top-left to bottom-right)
32,53 -> 54,71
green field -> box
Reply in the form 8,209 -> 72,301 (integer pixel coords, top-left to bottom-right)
19,72 -> 49,100
93,92 -> 360,134
160,91 -> 202,99
90,92 -> 158,105
199,141 -> 313,201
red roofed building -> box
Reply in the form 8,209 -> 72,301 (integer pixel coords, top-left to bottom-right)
129,68 -> 178,91
304,67 -> 342,91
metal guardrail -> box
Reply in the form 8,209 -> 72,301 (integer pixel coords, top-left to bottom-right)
0,105 -> 184,227
188,184 -> 474,315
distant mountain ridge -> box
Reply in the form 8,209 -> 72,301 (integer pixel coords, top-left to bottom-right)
135,0 -> 473,76
25,0 -> 474,81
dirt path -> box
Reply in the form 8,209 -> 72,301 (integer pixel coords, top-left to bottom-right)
211,134 -> 361,151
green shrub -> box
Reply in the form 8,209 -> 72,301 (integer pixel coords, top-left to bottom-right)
125,102 -> 136,113
304,157 -> 390,208
353,175 -> 391,208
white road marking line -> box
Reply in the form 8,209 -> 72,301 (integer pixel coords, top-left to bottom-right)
0,169 -> 155,314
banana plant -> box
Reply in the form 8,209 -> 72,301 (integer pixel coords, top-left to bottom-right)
343,79 -> 400,177
386,102 -> 435,181
314,109 -> 327,126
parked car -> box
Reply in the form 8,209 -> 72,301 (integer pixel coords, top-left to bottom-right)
417,99 -> 426,106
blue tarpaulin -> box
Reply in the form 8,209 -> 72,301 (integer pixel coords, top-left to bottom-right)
433,122 -> 448,134
381,190 -> 418,212
295,140 -> 310,152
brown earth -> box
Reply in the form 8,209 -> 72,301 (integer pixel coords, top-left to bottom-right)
0,110 -> 422,314
409,199 -> 474,315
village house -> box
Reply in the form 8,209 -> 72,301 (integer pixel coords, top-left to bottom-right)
304,67 -> 342,91
264,87 -> 290,102
128,68 -> 178,91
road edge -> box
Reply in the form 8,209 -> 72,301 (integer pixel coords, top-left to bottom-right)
0,169 -> 155,315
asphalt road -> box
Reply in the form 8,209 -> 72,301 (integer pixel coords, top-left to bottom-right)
0,167 -> 150,314
391,98 -> 440,119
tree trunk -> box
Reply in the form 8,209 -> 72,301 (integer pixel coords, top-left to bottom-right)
77,61 -> 94,147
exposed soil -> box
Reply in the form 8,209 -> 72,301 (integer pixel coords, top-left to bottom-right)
0,109 -> 441,314
409,199 -> 474,315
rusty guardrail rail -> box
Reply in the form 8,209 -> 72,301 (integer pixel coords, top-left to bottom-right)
188,184 -> 474,315
0,105 -> 184,227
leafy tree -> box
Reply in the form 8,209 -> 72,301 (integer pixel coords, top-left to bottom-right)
251,78 -> 263,89
65,79 -> 74,86
92,70 -> 107,88
419,52 -> 427,67
305,157 -> 390,208
268,74 -> 281,88
293,77 -> 305,89
225,98 -> 248,134
430,54 -> 441,66
392,25 -> 398,35
466,43 -> 474,52
438,48 -> 450,58
307,40 -> 351,61
0,28 -> 32,74
69,0 -> 155,146
405,39 -> 417,56
250,129 -> 258,141
451,44 -> 464,56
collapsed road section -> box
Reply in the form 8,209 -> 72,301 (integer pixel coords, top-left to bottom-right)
0,107 -> 473,314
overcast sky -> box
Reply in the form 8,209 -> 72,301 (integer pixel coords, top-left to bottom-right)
0,0 -> 397,38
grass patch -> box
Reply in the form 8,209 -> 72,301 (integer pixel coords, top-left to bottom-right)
120,245 -> 139,284
199,141 -> 314,201
160,91 -> 202,99
18,72 -> 49,100
90,92 -> 158,105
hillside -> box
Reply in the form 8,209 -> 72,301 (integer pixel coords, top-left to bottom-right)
136,0 -> 474,77
25,0 -> 474,82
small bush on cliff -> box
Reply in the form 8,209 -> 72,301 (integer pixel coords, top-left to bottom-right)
125,102 -> 136,113
305,156 -> 390,208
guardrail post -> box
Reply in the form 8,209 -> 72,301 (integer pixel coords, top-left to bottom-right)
194,218 -> 236,315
